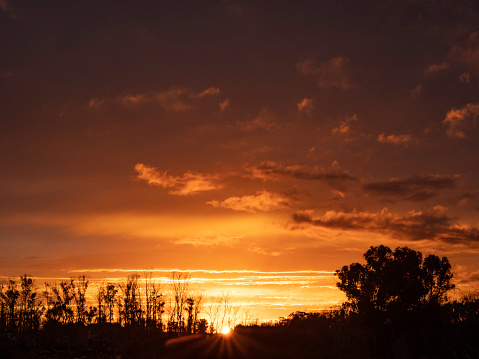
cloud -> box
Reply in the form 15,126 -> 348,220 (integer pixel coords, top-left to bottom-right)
296,56 -> 354,89
174,234 -> 241,247
191,87 -> 221,98
292,207 -> 479,244
332,114 -> 358,135
208,191 -> 291,213
238,108 -> 277,131
88,98 -> 105,109
248,245 -> 285,256
411,84 -> 423,98
155,88 -> 191,111
220,99 -> 230,111
135,163 -> 223,196
297,98 -> 313,113
443,102 -> 479,138
247,161 -> 357,184
377,133 -> 416,147
449,31 -> 479,76
114,89 -> 189,110
91,86 -> 222,112
117,93 -> 150,106
424,61 -> 448,75
363,174 -> 457,201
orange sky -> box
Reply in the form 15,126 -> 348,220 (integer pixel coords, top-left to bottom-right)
1,0 -> 479,321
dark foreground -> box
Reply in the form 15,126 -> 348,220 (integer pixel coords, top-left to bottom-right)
1,311 -> 478,359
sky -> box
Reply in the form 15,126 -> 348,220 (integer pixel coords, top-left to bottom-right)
1,0 -> 479,320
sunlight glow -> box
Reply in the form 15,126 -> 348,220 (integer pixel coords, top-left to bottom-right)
221,326 -> 231,335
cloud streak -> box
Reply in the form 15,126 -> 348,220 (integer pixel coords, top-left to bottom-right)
292,207 -> 479,244
332,114 -> 358,135
363,174 -> 457,201
174,234 -> 242,247
91,87 -> 221,112
248,161 -> 357,184
377,133 -> 416,147
135,163 -> 223,195
208,191 -> 291,213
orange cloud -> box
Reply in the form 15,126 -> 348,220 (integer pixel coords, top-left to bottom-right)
219,99 -> 230,111
332,114 -> 358,135
174,234 -> 242,247
377,133 -> 415,146
443,102 -> 479,138
88,98 -> 105,109
424,61 -> 448,75
248,245 -> 285,256
296,56 -> 354,89
238,108 -> 277,131
191,87 -> 220,98
155,88 -> 189,111
117,93 -> 150,106
91,86 -> 222,112
297,98 -> 313,113
135,163 -> 223,195
208,191 -> 291,213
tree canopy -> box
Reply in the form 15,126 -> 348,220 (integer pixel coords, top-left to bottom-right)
335,245 -> 454,315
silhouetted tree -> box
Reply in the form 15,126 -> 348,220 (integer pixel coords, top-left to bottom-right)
168,272 -> 190,333
104,283 -> 118,324
43,279 -> 75,324
119,274 -> 143,326
204,292 -> 241,333
143,271 -> 164,330
335,245 -> 454,317
74,275 -> 89,324
197,318 -> 208,334
1,279 -> 20,332
96,282 -> 107,323
18,275 -> 42,331
185,292 -> 203,334
0,281 -> 5,331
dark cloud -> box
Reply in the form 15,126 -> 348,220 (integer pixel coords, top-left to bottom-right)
449,32 -> 479,77
249,161 -> 357,184
363,175 -> 457,201
403,191 -> 436,202
292,208 -> 479,244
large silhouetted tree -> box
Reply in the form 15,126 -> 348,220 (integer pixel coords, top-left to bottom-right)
335,245 -> 454,316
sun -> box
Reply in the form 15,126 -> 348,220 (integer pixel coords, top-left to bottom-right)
221,326 -> 231,335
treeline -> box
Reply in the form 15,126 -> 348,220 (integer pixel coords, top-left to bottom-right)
229,245 -> 479,359
242,294 -> 479,359
0,271 -> 249,338
2,245 -> 479,358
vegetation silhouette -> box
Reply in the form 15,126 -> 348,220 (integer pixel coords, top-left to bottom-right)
0,245 -> 478,358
